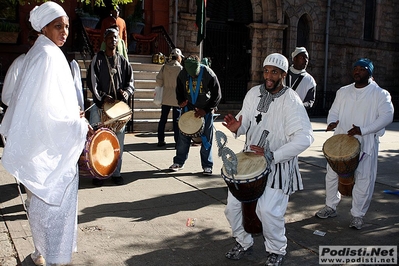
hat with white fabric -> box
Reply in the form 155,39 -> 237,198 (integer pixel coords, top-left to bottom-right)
263,53 -> 289,73
29,1 -> 68,32
170,48 -> 184,58
291,47 -> 309,59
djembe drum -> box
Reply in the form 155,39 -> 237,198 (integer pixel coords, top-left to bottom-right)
178,110 -> 205,141
322,134 -> 361,196
101,100 -> 132,132
78,128 -> 120,179
221,152 -> 269,234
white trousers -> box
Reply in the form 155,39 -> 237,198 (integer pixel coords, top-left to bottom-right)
28,174 -> 79,264
325,141 -> 378,218
224,186 -> 289,255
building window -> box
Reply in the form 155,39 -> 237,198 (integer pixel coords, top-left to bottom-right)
364,0 -> 375,41
297,15 -> 310,48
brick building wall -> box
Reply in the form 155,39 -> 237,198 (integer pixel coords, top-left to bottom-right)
173,0 -> 399,115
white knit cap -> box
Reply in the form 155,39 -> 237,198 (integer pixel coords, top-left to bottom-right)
263,53 -> 289,73
29,1 -> 68,32
171,48 -> 184,58
291,47 -> 309,59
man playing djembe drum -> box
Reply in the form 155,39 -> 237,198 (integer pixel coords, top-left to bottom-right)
222,53 -> 314,265
315,58 -> 394,230
87,27 -> 134,186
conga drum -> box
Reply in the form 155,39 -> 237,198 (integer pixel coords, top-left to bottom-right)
178,110 -> 205,141
221,152 -> 269,234
101,100 -> 132,132
322,134 -> 361,196
78,128 -> 120,179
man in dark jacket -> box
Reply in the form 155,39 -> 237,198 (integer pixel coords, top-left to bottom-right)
169,55 -> 222,175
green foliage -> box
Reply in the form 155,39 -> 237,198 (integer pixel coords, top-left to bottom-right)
0,21 -> 20,32
12,0 -> 133,7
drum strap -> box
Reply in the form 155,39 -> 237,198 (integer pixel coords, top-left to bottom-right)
188,66 -> 204,104
200,112 -> 212,150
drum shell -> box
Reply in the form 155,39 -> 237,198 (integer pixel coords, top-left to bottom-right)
221,152 -> 269,203
78,128 -> 120,179
221,152 -> 268,234
101,100 -> 132,132
242,201 -> 263,234
223,173 -> 268,203
322,134 -> 360,197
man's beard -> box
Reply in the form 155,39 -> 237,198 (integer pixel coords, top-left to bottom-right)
265,79 -> 282,93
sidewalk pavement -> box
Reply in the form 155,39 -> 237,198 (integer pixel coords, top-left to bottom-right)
0,118 -> 398,266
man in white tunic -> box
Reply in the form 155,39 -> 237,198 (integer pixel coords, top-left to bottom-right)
222,53 -> 314,265
285,47 -> 317,109
0,2 -> 89,265
315,58 -> 394,230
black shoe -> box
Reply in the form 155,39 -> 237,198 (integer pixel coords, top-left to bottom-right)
112,176 -> 124,185
265,253 -> 285,266
225,241 -> 252,260
157,141 -> 166,147
92,178 -> 104,187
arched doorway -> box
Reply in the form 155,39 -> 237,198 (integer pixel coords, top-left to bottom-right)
204,0 -> 253,103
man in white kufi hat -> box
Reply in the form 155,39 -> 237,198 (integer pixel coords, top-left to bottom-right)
285,47 -> 317,109
222,53 -> 313,265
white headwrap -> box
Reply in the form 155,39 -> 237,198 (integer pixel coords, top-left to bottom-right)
29,1 -> 68,32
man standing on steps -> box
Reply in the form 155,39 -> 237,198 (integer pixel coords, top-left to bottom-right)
285,47 -> 317,110
87,27 -> 134,186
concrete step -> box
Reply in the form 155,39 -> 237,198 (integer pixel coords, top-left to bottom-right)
132,63 -> 162,72
129,54 -> 152,64
133,71 -> 158,80
134,88 -> 155,99
133,98 -> 159,109
134,80 -> 157,89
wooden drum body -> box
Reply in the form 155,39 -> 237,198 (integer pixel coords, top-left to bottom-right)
79,128 -> 120,179
178,110 -> 205,140
322,134 -> 361,196
222,152 -> 269,234
101,100 -> 132,132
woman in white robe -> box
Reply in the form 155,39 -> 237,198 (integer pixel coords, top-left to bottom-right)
0,2 -> 89,265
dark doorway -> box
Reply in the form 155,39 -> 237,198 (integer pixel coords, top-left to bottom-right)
204,0 -> 253,103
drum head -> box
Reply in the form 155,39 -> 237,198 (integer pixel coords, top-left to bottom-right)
222,152 -> 267,180
89,129 -> 120,178
323,134 -> 360,160
103,100 -> 131,121
178,110 -> 204,135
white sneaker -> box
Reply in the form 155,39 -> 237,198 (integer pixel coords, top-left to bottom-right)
202,167 -> 212,176
31,253 -> 45,266
169,163 -> 184,171
349,216 -> 364,230
315,206 -> 337,219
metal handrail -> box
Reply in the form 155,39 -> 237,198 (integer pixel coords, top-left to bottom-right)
151,26 -> 175,55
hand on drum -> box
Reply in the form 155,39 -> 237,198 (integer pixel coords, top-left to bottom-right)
194,108 -> 206,118
347,124 -> 362,136
104,95 -> 115,104
249,145 -> 264,156
119,89 -> 129,101
223,114 -> 242,134
179,100 -> 188,108
326,120 -> 339,131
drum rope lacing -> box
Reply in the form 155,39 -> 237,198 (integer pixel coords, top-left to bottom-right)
215,130 -> 239,190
